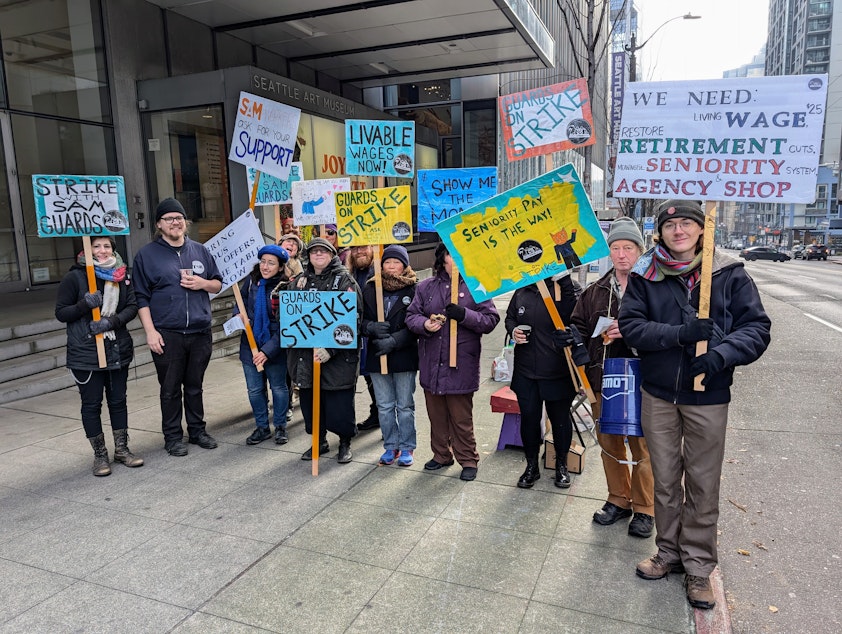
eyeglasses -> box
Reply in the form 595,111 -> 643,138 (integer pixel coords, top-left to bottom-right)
661,219 -> 697,233
160,215 -> 185,224
325,229 -> 336,236
309,247 -> 331,255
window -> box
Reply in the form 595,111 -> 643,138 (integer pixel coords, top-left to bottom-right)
463,101 -> 497,167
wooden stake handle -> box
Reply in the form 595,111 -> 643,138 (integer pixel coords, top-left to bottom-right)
694,203 -> 717,391
312,359 -> 321,476
82,236 -> 107,368
373,245 -> 388,374
249,171 -> 261,210
232,283 -> 264,372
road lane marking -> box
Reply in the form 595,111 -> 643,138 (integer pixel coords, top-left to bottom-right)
794,275 -> 817,281
804,313 -> 842,334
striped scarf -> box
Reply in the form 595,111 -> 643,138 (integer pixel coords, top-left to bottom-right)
635,244 -> 702,290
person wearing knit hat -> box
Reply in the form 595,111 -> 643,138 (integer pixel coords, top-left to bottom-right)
381,244 -> 410,268
656,199 -> 705,234
570,215 -> 654,539
305,236 -> 337,257
280,233 -> 304,282
154,197 -> 186,223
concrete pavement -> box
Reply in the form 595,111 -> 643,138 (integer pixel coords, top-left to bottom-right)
0,295 -> 711,633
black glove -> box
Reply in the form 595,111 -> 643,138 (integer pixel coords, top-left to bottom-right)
366,321 -> 391,339
567,325 -> 590,366
88,318 -> 113,335
551,328 -> 575,348
679,318 -> 715,344
370,336 -> 396,357
445,303 -> 466,323
85,291 -> 103,308
689,350 -> 725,385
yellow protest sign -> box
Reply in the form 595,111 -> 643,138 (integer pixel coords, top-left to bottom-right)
335,185 -> 413,247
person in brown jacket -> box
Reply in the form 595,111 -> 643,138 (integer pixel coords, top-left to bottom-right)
570,217 -> 655,538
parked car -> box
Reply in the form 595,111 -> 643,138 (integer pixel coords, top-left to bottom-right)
805,244 -> 829,261
792,245 -> 806,259
739,246 -> 791,262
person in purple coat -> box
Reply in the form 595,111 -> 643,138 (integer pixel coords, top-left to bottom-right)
406,244 -> 500,481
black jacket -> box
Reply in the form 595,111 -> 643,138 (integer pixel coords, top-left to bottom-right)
619,250 -> 771,405
285,256 -> 362,390
361,278 -> 418,374
55,265 -> 138,371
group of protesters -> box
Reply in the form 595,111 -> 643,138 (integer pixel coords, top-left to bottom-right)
55,196 -> 770,611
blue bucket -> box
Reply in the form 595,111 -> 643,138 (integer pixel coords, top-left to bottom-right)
599,358 -> 643,437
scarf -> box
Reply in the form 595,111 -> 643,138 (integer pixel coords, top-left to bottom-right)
381,266 -> 417,292
635,244 -> 702,290
76,251 -> 127,282
252,277 -> 272,348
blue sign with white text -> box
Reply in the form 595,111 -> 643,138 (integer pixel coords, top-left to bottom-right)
279,290 -> 358,349
417,167 -> 497,232
345,119 -> 415,178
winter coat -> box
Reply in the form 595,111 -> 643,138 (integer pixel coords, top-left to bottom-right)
619,250 -> 771,405
504,276 -> 577,382
55,265 -> 138,371
235,273 -> 285,365
405,269 -> 500,395
361,276 -> 418,374
570,270 -> 637,391
132,236 -> 222,333
285,255 -> 362,391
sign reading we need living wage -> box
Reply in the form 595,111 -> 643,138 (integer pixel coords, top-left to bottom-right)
417,167 -> 497,232
335,186 -> 412,247
614,74 -> 829,202
291,177 -> 351,227
246,163 -> 302,206
32,175 -> 129,237
345,119 -> 415,178
436,164 -> 608,303
279,290 -> 357,349
229,92 -> 301,181
204,209 -> 264,296
499,78 -> 595,162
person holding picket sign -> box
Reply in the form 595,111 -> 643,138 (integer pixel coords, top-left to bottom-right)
55,235 -> 143,476
235,244 -> 291,446
505,273 -> 585,489
361,244 -> 419,467
287,237 -> 362,464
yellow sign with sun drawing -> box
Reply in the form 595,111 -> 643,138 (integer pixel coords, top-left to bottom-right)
435,164 -> 608,302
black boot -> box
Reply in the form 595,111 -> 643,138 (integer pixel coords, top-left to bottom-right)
88,433 -> 111,477
301,429 -> 329,460
555,458 -> 571,489
517,450 -> 541,489
337,437 -> 353,463
113,429 -> 144,467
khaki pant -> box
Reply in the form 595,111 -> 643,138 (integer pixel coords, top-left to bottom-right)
593,398 -> 655,516
642,389 -> 729,576
423,392 -> 479,468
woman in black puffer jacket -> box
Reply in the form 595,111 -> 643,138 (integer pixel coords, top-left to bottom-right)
55,236 -> 142,477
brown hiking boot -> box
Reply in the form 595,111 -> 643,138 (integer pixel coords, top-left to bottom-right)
635,554 -> 684,580
684,575 -> 715,609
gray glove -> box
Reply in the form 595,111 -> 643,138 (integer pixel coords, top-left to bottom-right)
84,291 -> 103,308
314,347 -> 331,363
88,318 -> 113,335
366,321 -> 391,339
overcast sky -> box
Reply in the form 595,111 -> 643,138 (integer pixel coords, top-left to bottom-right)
629,0 -> 770,81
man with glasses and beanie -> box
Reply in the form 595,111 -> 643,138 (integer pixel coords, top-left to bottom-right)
619,199 -> 770,610
133,198 -> 223,457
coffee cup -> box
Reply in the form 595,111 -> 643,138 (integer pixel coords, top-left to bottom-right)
180,268 -> 193,278
516,325 -> 532,343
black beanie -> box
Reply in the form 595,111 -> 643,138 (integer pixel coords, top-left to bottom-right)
155,198 -> 186,222
656,199 -> 705,233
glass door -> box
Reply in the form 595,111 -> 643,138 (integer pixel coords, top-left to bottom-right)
0,113 -> 28,291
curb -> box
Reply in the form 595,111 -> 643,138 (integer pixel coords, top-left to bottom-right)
693,566 -> 732,634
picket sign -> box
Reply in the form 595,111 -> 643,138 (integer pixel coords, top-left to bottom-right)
82,236 -> 107,368
449,266 -> 458,367
694,202 -> 717,391
234,174 -> 264,371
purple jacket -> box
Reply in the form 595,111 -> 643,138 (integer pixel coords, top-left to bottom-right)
406,270 -> 500,394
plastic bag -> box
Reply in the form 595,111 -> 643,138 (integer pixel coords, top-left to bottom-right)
492,343 -> 515,382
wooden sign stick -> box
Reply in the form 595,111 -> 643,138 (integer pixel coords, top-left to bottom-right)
82,236 -> 107,368
694,202 -> 717,391
312,359 -> 321,476
273,204 -> 282,243
249,171 -> 261,210
449,265 -> 459,367
535,279 -> 596,403
373,244 -> 388,374
239,176 -> 265,371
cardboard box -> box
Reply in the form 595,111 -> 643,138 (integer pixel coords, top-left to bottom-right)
543,437 -> 585,474
490,385 -> 521,414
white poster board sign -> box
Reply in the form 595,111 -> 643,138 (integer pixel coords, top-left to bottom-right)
291,178 -> 351,227
228,92 -> 301,181
614,75 -> 828,202
204,209 -> 265,296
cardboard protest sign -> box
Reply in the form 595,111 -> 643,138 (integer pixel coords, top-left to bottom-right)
229,92 -> 301,181
32,175 -> 129,237
335,185 -> 412,247
417,167 -> 497,232
345,119 -> 415,178
614,74 -> 828,202
499,78 -> 595,162
291,178 -> 351,227
436,164 -> 608,303
203,209 -> 264,296
246,163 -> 302,206
279,290 -> 358,348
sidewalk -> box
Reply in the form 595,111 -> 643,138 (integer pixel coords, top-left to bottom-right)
0,297 -> 711,633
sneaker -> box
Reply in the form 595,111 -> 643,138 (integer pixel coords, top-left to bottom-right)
286,409 -> 294,423
396,450 -> 414,467
165,440 -> 188,457
423,458 -> 454,471
628,513 -> 655,538
379,449 -> 398,465
459,466 -> 478,481
246,427 -> 271,445
188,431 -> 218,449
636,554 -> 685,580
684,575 -> 715,609
301,442 -> 329,460
274,427 -> 288,445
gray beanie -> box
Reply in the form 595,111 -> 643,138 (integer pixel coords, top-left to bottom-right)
305,236 -> 337,256
656,199 -> 705,233
607,217 -> 644,249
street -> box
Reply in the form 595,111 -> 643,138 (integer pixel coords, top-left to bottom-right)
714,252 -> 842,633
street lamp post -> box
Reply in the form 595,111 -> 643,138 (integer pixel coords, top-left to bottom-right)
626,13 -> 702,82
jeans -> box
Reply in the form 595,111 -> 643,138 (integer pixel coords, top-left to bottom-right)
152,330 -> 213,443
72,366 -> 129,438
242,358 -> 289,429
371,371 -> 417,451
